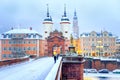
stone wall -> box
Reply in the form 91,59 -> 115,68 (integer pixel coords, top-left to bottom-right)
84,58 -> 120,71
0,58 -> 29,67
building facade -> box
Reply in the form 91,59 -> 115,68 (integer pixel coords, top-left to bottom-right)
116,39 -> 120,58
42,5 -> 71,56
80,31 -> 116,57
0,28 -> 42,60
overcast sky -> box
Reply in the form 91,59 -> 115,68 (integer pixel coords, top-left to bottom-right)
0,0 -> 120,37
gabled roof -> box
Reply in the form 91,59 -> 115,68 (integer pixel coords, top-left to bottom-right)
47,36 -> 65,41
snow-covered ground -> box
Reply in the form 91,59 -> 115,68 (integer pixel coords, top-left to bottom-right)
45,57 -> 62,80
0,57 -> 57,80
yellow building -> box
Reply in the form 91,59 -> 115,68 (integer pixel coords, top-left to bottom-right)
80,31 -> 116,57
73,38 -> 82,55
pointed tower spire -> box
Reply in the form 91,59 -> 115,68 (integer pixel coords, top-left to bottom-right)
44,4 -> 52,21
73,9 -> 77,20
47,4 -> 49,17
73,9 -> 79,38
64,4 -> 67,17
74,9 -> 76,16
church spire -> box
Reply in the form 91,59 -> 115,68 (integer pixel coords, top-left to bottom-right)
74,9 -> 76,16
61,4 -> 69,21
73,9 -> 77,20
47,4 -> 49,17
44,4 -> 52,21
64,4 -> 67,17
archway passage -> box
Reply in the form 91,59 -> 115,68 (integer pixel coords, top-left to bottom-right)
47,36 -> 65,56
53,45 -> 62,55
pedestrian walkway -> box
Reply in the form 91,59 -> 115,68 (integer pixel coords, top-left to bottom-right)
0,57 -> 56,80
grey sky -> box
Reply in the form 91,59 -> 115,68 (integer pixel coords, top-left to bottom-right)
0,0 -> 120,37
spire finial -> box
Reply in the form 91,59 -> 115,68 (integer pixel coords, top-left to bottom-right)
74,9 -> 76,16
47,4 -> 49,17
64,4 -> 67,17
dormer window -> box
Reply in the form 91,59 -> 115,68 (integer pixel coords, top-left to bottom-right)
3,35 -> 7,38
33,35 -> 36,38
28,35 -> 31,38
8,34 -> 12,38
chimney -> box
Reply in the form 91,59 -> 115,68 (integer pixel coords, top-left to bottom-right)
30,27 -> 32,30
11,27 -> 13,30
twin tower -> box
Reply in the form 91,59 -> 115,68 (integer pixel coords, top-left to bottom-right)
43,4 -> 79,39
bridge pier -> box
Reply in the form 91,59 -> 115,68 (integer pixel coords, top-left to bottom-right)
62,56 -> 85,80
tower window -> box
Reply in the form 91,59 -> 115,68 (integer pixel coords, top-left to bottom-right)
65,31 -> 68,33
45,31 -> 47,33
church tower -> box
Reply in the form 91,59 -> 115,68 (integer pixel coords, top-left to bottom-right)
60,4 -> 70,39
43,4 -> 53,39
73,10 -> 79,39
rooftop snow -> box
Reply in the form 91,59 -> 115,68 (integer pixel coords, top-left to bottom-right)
5,28 -> 39,34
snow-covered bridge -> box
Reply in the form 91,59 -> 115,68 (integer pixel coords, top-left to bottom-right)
0,57 -> 62,80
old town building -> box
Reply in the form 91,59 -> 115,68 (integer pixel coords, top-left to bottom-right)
80,31 -> 116,57
0,28 -> 42,60
116,39 -> 120,58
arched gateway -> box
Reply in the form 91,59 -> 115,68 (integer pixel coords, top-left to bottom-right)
47,30 -> 65,56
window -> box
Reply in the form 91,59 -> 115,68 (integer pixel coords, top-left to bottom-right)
45,31 -> 47,33
3,35 -> 7,38
8,54 -> 13,58
65,31 -> 68,33
28,35 -> 31,38
2,54 -> 6,58
9,47 -> 11,50
19,35 -> 21,37
28,47 -> 31,50
33,35 -> 36,38
24,47 -> 26,50
3,47 -> 7,50
92,43 -> 95,46
28,41 -> 31,44
33,40 -> 36,44
8,34 -> 12,38
13,41 -> 16,44
33,47 -> 36,50
9,41 -> 11,44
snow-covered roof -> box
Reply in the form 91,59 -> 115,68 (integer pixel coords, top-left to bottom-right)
80,31 -> 116,37
5,28 -> 39,34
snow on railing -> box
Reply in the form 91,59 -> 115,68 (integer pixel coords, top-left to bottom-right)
45,57 -> 62,80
